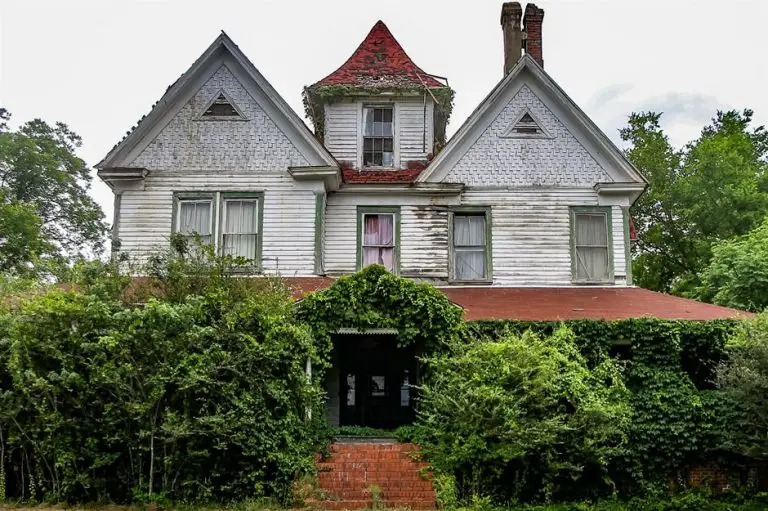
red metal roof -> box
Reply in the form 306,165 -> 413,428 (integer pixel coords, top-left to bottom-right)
342,167 -> 424,183
312,21 -> 444,89
286,279 -> 750,321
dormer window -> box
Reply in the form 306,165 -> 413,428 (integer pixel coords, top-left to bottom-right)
363,106 -> 394,167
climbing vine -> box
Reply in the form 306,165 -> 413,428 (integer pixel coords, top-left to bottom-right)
297,265 -> 464,354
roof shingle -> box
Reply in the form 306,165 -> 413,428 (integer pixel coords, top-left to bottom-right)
312,21 -> 444,89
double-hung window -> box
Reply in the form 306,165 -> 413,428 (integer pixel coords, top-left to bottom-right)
173,192 -> 263,264
451,208 -> 492,282
571,207 -> 613,283
358,207 -> 399,273
363,106 -> 394,167
177,197 -> 214,248
222,197 -> 260,260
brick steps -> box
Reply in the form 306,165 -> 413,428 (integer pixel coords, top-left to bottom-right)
311,442 -> 436,510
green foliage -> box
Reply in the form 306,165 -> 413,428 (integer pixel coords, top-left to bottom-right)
491,491 -> 768,510
716,313 -> 768,460
0,191 -> 52,275
695,217 -> 768,312
622,110 -> 768,293
0,110 -> 108,263
298,264 -> 464,353
417,327 -> 632,503
0,249 -> 329,504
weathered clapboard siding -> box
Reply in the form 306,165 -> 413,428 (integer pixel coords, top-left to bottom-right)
612,205 -> 627,283
461,189 -> 626,286
398,99 -> 434,167
324,101 -> 358,164
118,173 -> 317,274
324,194 -> 450,277
324,188 -> 627,286
322,97 -> 434,168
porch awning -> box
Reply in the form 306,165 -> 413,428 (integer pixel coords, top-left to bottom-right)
283,277 -> 751,322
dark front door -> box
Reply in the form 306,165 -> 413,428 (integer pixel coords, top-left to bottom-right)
338,334 -> 415,429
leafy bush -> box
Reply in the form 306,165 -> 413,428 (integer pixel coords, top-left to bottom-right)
696,217 -> 768,312
716,313 -> 768,460
417,327 -> 631,504
0,249 -> 330,504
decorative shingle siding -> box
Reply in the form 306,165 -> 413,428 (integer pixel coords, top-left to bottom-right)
444,85 -> 612,187
131,65 -> 309,171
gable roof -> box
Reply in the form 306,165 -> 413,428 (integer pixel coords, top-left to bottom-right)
97,31 -> 337,170
311,21 -> 444,89
416,55 -> 647,187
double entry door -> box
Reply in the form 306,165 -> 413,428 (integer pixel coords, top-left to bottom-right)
338,334 -> 416,429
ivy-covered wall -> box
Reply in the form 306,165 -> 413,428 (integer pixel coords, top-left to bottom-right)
464,318 -> 741,492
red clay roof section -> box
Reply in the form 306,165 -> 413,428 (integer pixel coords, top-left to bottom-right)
342,168 -> 424,183
313,21 -> 444,89
285,278 -> 750,321
440,287 -> 752,321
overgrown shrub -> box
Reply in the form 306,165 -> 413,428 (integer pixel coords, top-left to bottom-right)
716,312 -> 768,460
0,248 -> 330,504
417,327 -> 631,504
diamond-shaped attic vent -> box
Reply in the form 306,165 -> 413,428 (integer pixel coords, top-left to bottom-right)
203,93 -> 241,117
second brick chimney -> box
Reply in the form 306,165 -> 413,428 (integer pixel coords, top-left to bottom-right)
523,3 -> 544,68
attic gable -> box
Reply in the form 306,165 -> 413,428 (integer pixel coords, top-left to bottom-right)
97,32 -> 337,171
417,55 -> 646,189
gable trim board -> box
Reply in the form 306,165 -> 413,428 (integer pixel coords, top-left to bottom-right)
416,55 -> 647,191
97,32 -> 337,171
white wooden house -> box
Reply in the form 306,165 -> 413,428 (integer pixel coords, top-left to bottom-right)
97,3 -> 746,428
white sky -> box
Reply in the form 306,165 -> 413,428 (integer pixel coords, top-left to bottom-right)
1,0 -> 767,227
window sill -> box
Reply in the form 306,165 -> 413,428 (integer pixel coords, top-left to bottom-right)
571,280 -> 615,286
448,279 -> 494,286
361,166 -> 398,171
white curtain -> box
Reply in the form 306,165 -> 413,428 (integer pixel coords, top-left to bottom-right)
179,200 -> 212,245
363,214 -> 394,271
454,215 -> 486,280
575,213 -> 609,281
223,199 -> 258,260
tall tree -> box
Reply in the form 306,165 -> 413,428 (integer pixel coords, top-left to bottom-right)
622,109 -> 768,292
0,110 -> 107,270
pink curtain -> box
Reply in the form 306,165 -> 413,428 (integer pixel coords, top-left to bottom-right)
363,215 -> 394,270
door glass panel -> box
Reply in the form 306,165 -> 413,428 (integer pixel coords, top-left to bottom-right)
346,374 -> 355,406
370,375 -> 386,397
400,370 -> 410,407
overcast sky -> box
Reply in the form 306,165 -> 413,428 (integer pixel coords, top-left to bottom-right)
1,0 -> 767,227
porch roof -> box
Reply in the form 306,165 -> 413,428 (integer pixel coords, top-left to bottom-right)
284,278 -> 751,321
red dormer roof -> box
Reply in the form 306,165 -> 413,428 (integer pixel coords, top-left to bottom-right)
313,21 -> 444,89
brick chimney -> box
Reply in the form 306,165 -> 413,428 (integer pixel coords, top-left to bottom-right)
523,3 -> 544,67
501,2 -> 523,75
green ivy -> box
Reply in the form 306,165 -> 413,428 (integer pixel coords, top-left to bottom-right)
462,318 -> 740,497
297,265 -> 464,353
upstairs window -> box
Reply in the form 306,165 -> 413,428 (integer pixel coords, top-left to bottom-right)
451,209 -> 492,282
363,106 -> 394,167
222,197 -> 260,260
358,207 -> 400,273
177,198 -> 213,247
173,192 -> 263,266
571,207 -> 613,283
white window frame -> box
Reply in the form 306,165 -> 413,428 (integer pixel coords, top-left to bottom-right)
357,206 -> 400,274
359,103 -> 398,170
220,196 -> 261,261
